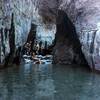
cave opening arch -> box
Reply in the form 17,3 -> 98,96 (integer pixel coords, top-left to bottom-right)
53,10 -> 89,66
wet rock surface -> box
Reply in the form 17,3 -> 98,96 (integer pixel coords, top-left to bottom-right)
0,0 -> 34,64
0,0 -> 56,66
37,0 -> 100,70
0,0 -> 100,70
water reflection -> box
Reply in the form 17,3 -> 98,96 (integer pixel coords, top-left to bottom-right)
34,65 -> 55,100
0,64 -> 100,100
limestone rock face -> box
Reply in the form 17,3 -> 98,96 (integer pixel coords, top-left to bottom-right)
0,0 -> 35,64
60,0 -> 100,70
37,0 -> 100,70
0,0 -> 55,64
0,0 -> 100,71
74,0 -> 100,70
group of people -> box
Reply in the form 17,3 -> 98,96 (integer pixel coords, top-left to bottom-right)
22,40 -> 50,59
23,41 -> 32,55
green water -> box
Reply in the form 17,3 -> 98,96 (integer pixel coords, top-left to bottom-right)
0,64 -> 100,100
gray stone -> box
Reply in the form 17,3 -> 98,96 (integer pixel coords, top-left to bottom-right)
1,0 -> 100,71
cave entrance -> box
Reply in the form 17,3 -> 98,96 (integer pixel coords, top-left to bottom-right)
53,10 -> 89,66
22,23 -> 54,64
20,10 -> 88,66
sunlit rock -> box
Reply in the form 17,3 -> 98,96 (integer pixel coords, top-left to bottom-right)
36,24 -> 56,46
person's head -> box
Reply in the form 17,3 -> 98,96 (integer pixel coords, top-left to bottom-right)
29,41 -> 32,44
27,43 -> 29,45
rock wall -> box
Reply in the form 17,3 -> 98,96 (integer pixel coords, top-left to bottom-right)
60,0 -> 100,70
74,0 -> 100,71
0,0 -> 32,64
63,0 -> 100,70
0,0 -> 56,65
0,0 -> 100,71
37,0 -> 100,70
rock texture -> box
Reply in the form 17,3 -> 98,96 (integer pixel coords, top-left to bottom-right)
61,0 -> 100,70
0,0 -> 55,65
0,0 -> 34,64
37,0 -> 100,70
0,0 -> 100,71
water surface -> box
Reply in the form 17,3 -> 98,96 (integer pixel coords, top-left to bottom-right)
0,64 -> 100,100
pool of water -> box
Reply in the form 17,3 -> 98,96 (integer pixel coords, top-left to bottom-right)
0,64 -> 100,100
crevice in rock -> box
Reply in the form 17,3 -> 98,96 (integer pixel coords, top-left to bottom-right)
13,46 -> 22,65
90,30 -> 97,70
9,13 -> 15,54
26,23 -> 37,52
1,28 -> 5,56
4,13 -> 16,67
0,26 -> 9,64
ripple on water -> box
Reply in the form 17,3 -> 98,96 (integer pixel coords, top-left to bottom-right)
0,64 -> 99,100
